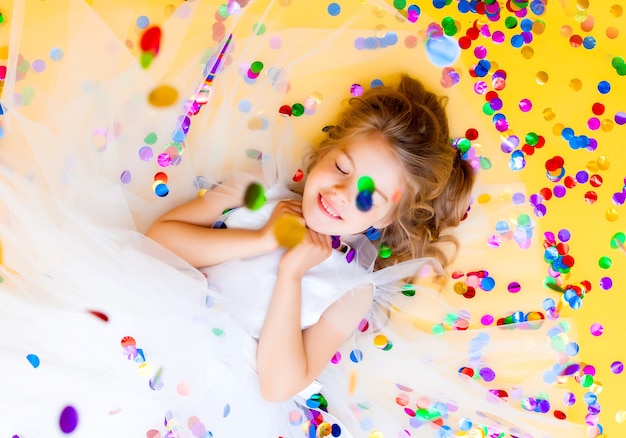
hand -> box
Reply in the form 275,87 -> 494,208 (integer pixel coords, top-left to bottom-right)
258,200 -> 304,250
278,227 -> 333,279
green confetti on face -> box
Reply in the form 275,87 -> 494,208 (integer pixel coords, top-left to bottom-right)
357,176 -> 375,193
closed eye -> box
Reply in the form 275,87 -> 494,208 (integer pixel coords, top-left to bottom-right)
335,162 -> 348,175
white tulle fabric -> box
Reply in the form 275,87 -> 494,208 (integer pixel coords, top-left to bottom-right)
0,1 -> 584,437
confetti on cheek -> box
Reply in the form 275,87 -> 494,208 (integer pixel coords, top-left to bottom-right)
59,405 -> 78,434
356,190 -> 373,212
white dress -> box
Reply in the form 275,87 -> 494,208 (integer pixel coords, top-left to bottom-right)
0,0 -> 585,437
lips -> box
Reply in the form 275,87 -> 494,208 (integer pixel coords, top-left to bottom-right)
318,194 -> 342,220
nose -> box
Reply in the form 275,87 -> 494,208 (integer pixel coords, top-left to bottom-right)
332,183 -> 350,204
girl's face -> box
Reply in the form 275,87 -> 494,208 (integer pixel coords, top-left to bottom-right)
302,134 -> 405,236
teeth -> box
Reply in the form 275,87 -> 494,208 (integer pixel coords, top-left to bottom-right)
321,196 -> 340,218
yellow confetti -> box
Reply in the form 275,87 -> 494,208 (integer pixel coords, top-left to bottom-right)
148,85 -> 179,107
273,214 -> 306,248
348,370 -> 357,395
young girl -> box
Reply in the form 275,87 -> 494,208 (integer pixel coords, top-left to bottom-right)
145,74 -> 475,404
0,1 -> 584,437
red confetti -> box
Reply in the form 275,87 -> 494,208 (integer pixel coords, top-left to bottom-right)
463,287 -> 476,299
458,36 -> 472,49
540,187 -> 553,200
466,27 -> 479,40
292,168 -> 304,182
569,35 -> 583,47
485,90 -> 499,102
88,310 -> 109,322
140,26 -> 162,54
465,128 -> 479,140
120,336 -> 136,348
584,191 -> 598,204
592,102 -> 605,115
278,105 -> 292,116
154,172 -> 168,183
564,176 -> 577,188
589,174 -> 603,187
545,156 -> 564,171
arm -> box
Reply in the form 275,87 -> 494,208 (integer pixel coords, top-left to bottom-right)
145,174 -> 300,268
256,230 -> 374,401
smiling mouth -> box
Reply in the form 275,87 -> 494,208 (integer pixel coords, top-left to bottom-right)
319,194 -> 342,220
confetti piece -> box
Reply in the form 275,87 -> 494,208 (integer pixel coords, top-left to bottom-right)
425,24 -> 460,67
378,244 -> 392,259
59,406 -> 78,434
140,26 -> 161,54
88,310 -> 109,322
177,381 -> 192,397
356,190 -> 373,212
243,182 -> 266,210
148,85 -> 179,107
273,214 -> 306,249
26,354 -> 40,368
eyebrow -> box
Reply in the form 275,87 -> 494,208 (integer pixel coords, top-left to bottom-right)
343,150 -> 389,202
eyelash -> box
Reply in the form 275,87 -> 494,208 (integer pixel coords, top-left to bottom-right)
335,162 -> 348,175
